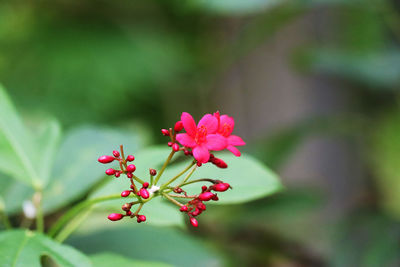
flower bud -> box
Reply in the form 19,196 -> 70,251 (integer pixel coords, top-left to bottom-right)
126,155 -> 135,162
121,190 -> 131,197
174,121 -> 184,132
197,202 -> 206,211
122,203 -> 132,211
126,164 -> 136,173
126,211 -> 132,216
168,142 -> 173,147
113,150 -> 120,157
212,183 -> 230,192
142,182 -> 149,188
212,194 -> 219,201
115,172 -> 121,178
172,143 -> 180,152
180,205 -> 188,212
98,155 -> 115,164
108,213 -> 123,221
138,215 -> 146,222
191,208 -> 201,216
198,192 -> 214,201
196,162 -> 202,167
149,168 -> 157,176
201,186 -> 207,192
126,172 -> 133,178
161,129 -> 170,136
190,217 -> 198,227
105,168 -> 116,176
213,158 -> 228,168
139,188 -> 149,199
174,187 -> 183,193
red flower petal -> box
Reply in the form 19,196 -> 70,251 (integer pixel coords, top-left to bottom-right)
206,134 -> 227,151
227,145 -> 241,157
176,133 -> 197,148
181,112 -> 197,137
198,114 -> 218,134
193,145 -> 210,163
227,135 -> 246,146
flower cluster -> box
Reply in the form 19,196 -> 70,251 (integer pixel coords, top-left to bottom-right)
98,111 -> 245,227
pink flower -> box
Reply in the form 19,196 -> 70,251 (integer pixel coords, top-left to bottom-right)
214,111 -> 246,157
176,112 -> 227,163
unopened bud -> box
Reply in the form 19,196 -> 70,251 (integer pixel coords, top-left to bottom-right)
126,155 -> 135,162
180,205 -> 188,212
197,202 -> 206,211
127,172 -> 133,178
213,158 -> 228,168
113,150 -> 120,157
212,194 -> 219,201
190,217 -> 198,227
115,172 -> 121,178
168,142 -> 173,147
172,143 -> 180,152
126,164 -> 136,172
142,182 -> 149,188
174,121 -> 184,132
212,183 -> 230,192
105,168 -> 116,176
161,129 -> 170,136
139,188 -> 149,199
149,168 -> 157,176
121,190 -> 131,197
108,213 -> 123,221
138,215 -> 146,222
122,203 -> 132,211
98,155 -> 115,164
126,211 -> 132,216
198,192 -> 214,201
201,186 -> 207,192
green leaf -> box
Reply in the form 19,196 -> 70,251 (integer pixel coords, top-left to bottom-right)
163,152 -> 283,204
0,85 -> 41,187
42,126 -> 148,213
67,226 -> 222,267
0,175 -> 33,214
0,230 -> 91,267
90,253 -> 173,267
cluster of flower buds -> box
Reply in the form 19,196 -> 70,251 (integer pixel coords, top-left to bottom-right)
98,146 -> 150,223
176,181 -> 231,227
98,111 -> 244,228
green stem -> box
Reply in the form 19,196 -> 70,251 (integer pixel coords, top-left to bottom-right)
153,151 -> 175,185
162,193 -> 183,207
132,174 -> 145,184
48,194 -> 122,238
55,208 -> 93,243
33,192 -> 44,233
159,161 -> 195,191
165,178 -> 216,194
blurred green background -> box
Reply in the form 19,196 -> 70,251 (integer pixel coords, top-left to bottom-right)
1,0 -> 400,266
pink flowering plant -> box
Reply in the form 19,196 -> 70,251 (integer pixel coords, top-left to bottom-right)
0,85 -> 282,266
97,111 -> 246,227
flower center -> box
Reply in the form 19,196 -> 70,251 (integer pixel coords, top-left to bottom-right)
218,123 -> 231,137
195,125 -> 208,143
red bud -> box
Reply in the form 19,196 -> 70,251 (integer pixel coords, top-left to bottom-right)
121,190 -> 131,197
190,217 -> 198,227
201,186 -> 207,192
191,208 -> 201,216
98,155 -> 115,164
143,182 -> 149,188
198,192 -> 214,201
122,203 -> 132,211
213,158 -> 228,168
168,142 -> 173,147
172,143 -> 180,152
161,129 -> 170,136
127,172 -> 133,178
138,215 -> 146,222
126,155 -> 135,162
126,164 -> 136,172
108,213 -> 123,221
212,183 -> 230,192
174,121 -> 184,132
139,188 -> 149,199
126,211 -> 132,216
212,194 -> 219,201
149,168 -> 157,176
197,202 -> 206,211
180,205 -> 188,212
115,172 -> 121,178
105,168 -> 116,175
113,150 -> 120,157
